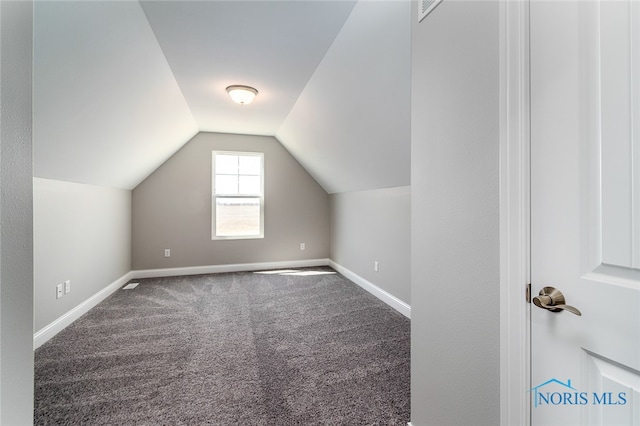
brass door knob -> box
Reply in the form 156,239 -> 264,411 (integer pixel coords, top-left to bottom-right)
532,286 -> 582,316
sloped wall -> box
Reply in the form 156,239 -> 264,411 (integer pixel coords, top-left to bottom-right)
276,0 -> 410,194
33,0 -> 198,190
132,132 -> 330,270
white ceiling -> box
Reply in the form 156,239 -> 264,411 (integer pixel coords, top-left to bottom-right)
140,0 -> 357,136
276,0 -> 411,193
33,0 -> 411,193
34,1 -> 198,190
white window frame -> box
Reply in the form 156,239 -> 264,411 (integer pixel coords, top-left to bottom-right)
211,151 -> 264,240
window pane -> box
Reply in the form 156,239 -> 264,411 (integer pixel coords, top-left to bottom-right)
239,175 -> 261,194
216,155 -> 238,175
215,175 -> 238,195
216,197 -> 261,237
239,155 -> 261,175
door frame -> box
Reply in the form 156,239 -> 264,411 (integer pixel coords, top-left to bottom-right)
499,0 -> 531,425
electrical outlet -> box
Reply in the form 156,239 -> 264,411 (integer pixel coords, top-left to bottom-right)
164,249 -> 171,258
374,261 -> 379,272
56,284 -> 63,299
300,243 -> 306,251
64,280 -> 71,294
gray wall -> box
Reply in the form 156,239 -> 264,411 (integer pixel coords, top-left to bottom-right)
411,1 -> 500,425
132,132 -> 330,270
33,178 -> 132,331
330,186 -> 410,304
0,1 -> 34,423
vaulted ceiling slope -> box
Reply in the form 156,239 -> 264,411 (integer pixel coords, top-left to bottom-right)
34,1 -> 198,190
139,0 -> 357,137
33,0 -> 411,193
276,0 -> 411,193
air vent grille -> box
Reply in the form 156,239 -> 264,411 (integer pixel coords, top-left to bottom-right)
419,0 -> 442,22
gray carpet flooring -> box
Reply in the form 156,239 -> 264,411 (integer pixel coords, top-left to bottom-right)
34,267 -> 410,425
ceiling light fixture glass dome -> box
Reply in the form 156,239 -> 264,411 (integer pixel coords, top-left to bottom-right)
226,85 -> 258,105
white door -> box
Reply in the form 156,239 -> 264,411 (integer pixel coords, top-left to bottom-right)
530,1 -> 640,425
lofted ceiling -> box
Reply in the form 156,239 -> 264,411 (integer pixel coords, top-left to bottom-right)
33,0 -> 411,193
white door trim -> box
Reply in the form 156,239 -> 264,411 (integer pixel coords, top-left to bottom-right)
499,0 -> 531,425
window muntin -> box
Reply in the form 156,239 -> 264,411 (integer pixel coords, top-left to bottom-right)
212,151 -> 264,239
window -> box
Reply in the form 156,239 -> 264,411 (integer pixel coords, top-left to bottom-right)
212,151 -> 264,239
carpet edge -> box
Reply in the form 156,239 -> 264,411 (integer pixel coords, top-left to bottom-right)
130,258 -> 331,279
328,260 -> 411,318
33,271 -> 134,349
33,258 -> 411,351
34,259 -> 331,350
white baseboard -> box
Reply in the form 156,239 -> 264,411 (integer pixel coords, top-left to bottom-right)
131,258 -> 330,279
34,259 -> 330,349
33,271 -> 134,349
34,258 -> 410,349
328,260 -> 411,318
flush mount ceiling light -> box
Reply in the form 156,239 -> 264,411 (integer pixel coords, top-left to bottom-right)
226,85 -> 258,105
